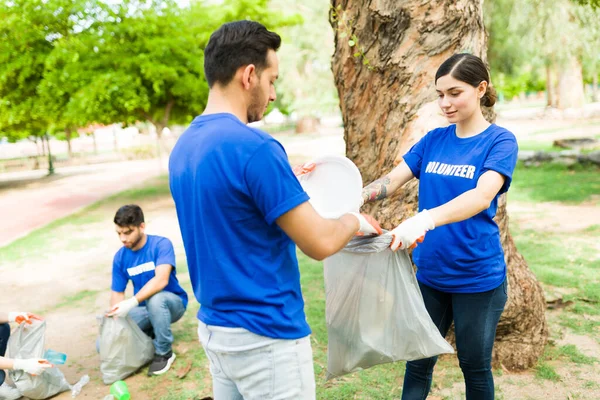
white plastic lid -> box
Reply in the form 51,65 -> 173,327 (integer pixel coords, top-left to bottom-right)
298,155 -> 363,219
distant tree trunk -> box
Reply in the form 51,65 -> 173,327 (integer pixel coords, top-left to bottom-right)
91,132 -> 98,154
592,74 -> 598,103
557,56 -> 585,109
330,0 -> 548,371
546,64 -> 555,107
112,125 -> 119,153
44,133 -> 54,175
65,127 -> 73,158
41,136 -> 47,157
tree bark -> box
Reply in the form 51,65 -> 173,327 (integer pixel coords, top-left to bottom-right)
546,64 -> 554,107
593,74 -> 599,103
557,56 -> 585,109
65,127 -> 73,159
330,0 -> 548,371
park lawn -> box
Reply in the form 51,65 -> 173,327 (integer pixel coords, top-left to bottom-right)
511,162 -> 600,204
1,161 -> 598,399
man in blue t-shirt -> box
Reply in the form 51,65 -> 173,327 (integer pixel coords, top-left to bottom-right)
107,205 -> 188,376
169,21 -> 381,399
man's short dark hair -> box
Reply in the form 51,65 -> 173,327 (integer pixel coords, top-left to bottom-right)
203,20 -> 281,88
114,204 -> 144,227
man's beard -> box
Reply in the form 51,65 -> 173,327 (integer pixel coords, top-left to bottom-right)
247,87 -> 266,124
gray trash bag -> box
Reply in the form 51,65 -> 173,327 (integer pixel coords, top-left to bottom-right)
98,315 -> 154,384
324,233 -> 454,380
6,320 -> 71,399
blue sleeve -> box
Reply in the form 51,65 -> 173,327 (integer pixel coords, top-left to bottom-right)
482,132 -> 519,194
244,139 -> 310,225
111,251 -> 128,292
402,133 -> 429,179
156,237 -> 176,268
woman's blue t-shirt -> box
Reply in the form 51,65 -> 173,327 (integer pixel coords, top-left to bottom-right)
403,124 -> 518,293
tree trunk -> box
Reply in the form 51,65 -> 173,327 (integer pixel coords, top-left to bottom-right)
112,124 -> 119,153
330,0 -> 548,371
92,132 -> 98,154
65,128 -> 73,159
557,56 -> 585,109
592,74 -> 598,103
546,64 -> 554,107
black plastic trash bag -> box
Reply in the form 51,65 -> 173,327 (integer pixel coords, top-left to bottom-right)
324,233 -> 454,380
98,315 -> 154,384
7,320 -> 71,399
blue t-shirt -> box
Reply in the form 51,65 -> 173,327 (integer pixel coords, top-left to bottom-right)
403,124 -> 518,293
112,235 -> 188,308
168,113 -> 311,340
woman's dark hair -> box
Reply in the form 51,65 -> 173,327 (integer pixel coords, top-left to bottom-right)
204,20 -> 281,88
435,53 -> 497,107
114,204 -> 144,227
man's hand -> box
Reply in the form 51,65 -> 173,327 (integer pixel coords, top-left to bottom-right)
8,312 -> 43,325
390,210 -> 435,251
13,358 -> 53,375
292,162 -> 316,177
349,212 -> 383,236
106,297 -> 139,318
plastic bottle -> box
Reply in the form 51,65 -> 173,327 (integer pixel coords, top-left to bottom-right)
70,374 -> 90,397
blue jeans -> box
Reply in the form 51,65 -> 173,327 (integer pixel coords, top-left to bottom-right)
198,323 -> 316,400
401,279 -> 507,400
0,323 -> 9,385
129,291 -> 186,356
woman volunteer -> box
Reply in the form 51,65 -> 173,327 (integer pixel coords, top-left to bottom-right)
361,53 -> 518,400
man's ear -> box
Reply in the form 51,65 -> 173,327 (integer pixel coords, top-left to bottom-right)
241,64 -> 256,90
139,222 -> 146,232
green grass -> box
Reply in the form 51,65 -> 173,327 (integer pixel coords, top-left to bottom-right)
511,162 -> 600,204
557,345 -> 597,365
47,289 -> 100,312
518,140 -> 565,152
534,362 -> 560,381
510,224 -> 600,291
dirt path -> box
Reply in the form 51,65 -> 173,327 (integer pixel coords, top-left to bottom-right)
0,159 -> 167,248
507,200 -> 600,233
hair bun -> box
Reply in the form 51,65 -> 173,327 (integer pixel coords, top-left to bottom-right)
482,85 -> 497,107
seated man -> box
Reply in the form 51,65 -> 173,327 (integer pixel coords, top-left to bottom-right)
107,204 -> 188,376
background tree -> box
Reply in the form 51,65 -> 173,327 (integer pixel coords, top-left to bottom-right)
330,0 -> 548,370
0,0 -> 93,172
270,0 -> 339,131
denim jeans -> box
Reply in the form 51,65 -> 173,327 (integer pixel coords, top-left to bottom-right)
198,322 -> 316,400
401,279 -> 507,400
129,291 -> 186,356
0,323 -> 9,385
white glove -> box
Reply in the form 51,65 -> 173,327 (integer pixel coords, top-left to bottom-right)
106,297 -> 139,318
390,210 -> 435,251
349,212 -> 383,236
8,312 -> 42,325
13,358 -> 53,375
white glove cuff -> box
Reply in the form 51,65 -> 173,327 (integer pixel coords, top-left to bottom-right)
420,209 -> 436,230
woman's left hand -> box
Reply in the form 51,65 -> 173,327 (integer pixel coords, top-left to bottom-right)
390,210 -> 435,251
